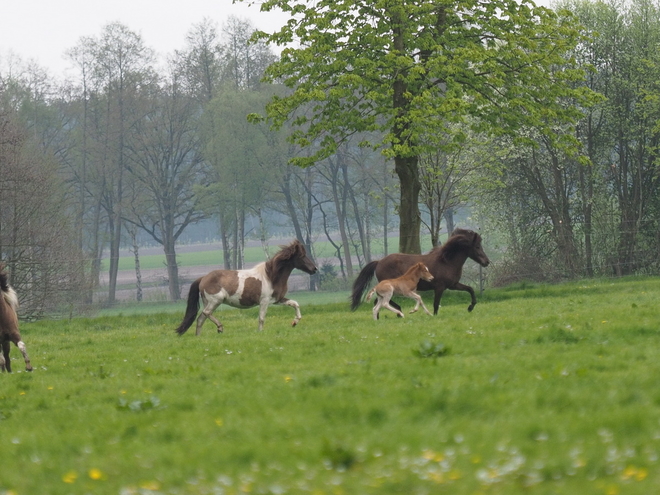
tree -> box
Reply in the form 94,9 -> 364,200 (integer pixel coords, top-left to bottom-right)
175,18 -> 224,103
200,88 -> 277,268
249,0 -> 594,253
83,23 -> 156,304
0,100 -> 84,316
125,71 -> 208,301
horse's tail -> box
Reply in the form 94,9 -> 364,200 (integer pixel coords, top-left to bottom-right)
366,288 -> 376,302
350,260 -> 379,311
175,279 -> 201,335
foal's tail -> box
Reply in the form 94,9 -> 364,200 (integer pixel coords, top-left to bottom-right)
175,279 -> 201,335
350,260 -> 378,311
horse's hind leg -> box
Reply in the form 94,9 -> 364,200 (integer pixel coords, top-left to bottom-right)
279,298 -> 302,327
388,299 -> 403,317
372,296 -> 383,320
382,300 -> 405,318
0,342 -> 7,372
196,295 -> 223,335
2,341 -> 11,373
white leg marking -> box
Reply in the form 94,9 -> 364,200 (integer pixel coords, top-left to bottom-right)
258,300 -> 270,331
282,299 -> 302,326
17,341 -> 32,371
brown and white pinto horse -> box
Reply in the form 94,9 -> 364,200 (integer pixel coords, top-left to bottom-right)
351,228 -> 490,315
0,264 -> 32,372
176,240 -> 318,335
366,262 -> 434,320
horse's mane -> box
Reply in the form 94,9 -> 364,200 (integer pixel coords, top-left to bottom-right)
0,264 -> 10,293
265,240 -> 305,280
0,264 -> 18,312
430,228 -> 479,262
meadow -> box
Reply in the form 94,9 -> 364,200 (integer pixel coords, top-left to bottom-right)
2,277 -> 660,494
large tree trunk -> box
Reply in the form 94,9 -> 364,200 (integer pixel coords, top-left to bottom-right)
107,209 -> 122,305
395,154 -> 422,254
330,154 -> 354,277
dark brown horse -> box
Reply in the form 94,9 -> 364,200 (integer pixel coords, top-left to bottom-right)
176,240 -> 318,334
0,264 -> 32,372
351,228 -> 490,315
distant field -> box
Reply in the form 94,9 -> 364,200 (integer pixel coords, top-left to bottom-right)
3,276 -> 659,494
104,236 -> 438,272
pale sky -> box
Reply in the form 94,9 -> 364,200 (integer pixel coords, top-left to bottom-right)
0,0 -> 290,79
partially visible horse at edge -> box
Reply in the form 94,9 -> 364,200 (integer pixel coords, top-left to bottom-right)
0,264 -> 32,372
366,262 -> 434,320
351,228 -> 490,315
176,240 -> 318,335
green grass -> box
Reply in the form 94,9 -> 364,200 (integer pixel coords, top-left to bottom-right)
2,277 -> 660,494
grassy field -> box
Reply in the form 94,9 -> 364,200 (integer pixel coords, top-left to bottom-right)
2,277 -> 660,494
106,236 -> 438,272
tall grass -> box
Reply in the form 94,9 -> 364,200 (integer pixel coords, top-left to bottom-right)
1,277 -> 659,494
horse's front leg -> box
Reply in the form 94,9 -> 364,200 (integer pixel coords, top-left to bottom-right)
451,283 -> 477,311
410,293 -> 432,316
258,300 -> 272,331
433,289 -> 444,315
279,298 -> 302,327
17,340 -> 32,371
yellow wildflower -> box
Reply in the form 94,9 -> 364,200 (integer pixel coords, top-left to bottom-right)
89,468 -> 105,480
62,471 -> 78,483
139,480 -> 161,491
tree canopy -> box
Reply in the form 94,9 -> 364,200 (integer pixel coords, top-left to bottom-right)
249,0 -> 597,252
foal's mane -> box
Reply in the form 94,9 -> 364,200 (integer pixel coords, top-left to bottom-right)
430,229 -> 479,262
265,240 -> 305,281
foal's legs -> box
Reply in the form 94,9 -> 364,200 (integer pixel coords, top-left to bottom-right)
408,292 -> 432,316
279,298 -> 302,327
373,286 -> 404,319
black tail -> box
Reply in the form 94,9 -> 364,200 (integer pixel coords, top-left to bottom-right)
350,260 -> 378,311
175,279 -> 201,335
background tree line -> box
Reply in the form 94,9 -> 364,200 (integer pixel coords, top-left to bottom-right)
1,0 -> 660,315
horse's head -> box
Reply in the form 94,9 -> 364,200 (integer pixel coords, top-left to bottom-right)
467,231 -> 490,267
290,240 -> 318,275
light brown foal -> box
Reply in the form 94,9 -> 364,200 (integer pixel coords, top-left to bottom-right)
366,262 -> 434,320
